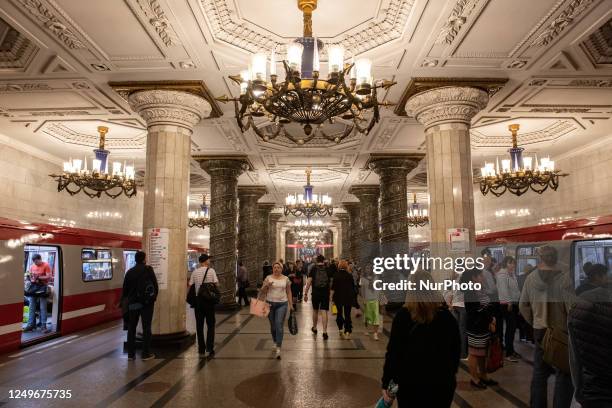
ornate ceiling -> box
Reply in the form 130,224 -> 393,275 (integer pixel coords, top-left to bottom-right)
0,0 -> 610,209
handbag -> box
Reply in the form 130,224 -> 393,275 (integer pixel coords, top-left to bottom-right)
487,336 -> 504,373
288,310 -> 298,335
197,268 -> 221,305
186,284 -> 196,308
25,282 -> 48,297
249,297 -> 270,317
331,304 -> 338,315
541,327 -> 570,374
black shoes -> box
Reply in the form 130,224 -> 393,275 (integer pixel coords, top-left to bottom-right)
142,353 -> 155,361
207,350 -> 215,357
470,380 -> 487,389
322,332 -> 329,340
482,378 -> 498,386
127,354 -> 135,361
311,327 -> 318,335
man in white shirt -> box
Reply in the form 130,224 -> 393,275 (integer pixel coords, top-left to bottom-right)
189,254 -> 219,356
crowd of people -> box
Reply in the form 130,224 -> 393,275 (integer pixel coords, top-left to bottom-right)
119,247 -> 611,408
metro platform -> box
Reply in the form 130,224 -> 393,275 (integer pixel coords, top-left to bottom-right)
0,304 -> 545,408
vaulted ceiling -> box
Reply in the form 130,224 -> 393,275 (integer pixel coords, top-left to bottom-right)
0,0 -> 611,210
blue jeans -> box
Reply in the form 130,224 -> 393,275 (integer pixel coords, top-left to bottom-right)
268,301 -> 288,347
27,296 -> 47,328
531,328 -> 574,408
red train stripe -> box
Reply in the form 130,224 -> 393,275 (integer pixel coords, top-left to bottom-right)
0,303 -> 22,326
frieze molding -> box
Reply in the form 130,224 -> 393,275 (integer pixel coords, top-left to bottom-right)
16,0 -> 86,49
470,120 -> 578,147
0,18 -> 39,70
529,0 -> 595,48
200,0 -> 416,55
435,0 -> 481,45
135,0 -> 181,46
41,122 -> 147,149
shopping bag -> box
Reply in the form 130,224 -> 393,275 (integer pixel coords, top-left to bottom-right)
487,337 -> 504,373
249,297 -> 270,317
288,311 -> 298,335
331,304 -> 338,315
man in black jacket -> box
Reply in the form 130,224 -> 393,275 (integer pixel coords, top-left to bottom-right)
568,283 -> 612,408
122,251 -> 158,361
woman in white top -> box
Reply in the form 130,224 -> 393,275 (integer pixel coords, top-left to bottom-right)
262,262 -> 293,359
496,256 -> 522,362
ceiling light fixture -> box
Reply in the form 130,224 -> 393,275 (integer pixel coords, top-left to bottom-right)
284,168 -> 333,218
216,0 -> 395,145
50,126 -> 136,199
407,193 -> 429,227
188,195 -> 210,229
478,124 -> 568,197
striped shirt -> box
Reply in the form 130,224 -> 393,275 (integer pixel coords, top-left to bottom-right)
189,266 -> 218,294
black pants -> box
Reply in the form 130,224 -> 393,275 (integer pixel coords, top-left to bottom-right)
490,301 -> 504,344
291,282 -> 302,303
335,303 -> 352,333
237,286 -> 249,306
502,304 -> 518,356
127,303 -> 154,357
195,300 -> 216,352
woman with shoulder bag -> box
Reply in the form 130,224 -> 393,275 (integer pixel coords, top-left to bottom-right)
262,262 -> 294,360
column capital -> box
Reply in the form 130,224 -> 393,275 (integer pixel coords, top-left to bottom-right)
269,212 -> 283,221
257,202 -> 276,212
342,201 -> 360,211
349,184 -> 380,199
335,213 -> 350,221
406,86 -> 489,130
128,89 -> 211,130
367,154 -> 423,178
199,157 -> 250,179
237,185 -> 268,200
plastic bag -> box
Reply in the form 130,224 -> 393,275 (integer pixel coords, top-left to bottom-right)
288,310 -> 298,335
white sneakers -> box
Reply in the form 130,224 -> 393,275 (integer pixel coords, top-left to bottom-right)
373,332 -> 379,341
275,346 -> 281,360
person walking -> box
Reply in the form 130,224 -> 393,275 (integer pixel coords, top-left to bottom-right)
361,264 -> 381,341
236,260 -> 249,307
24,254 -> 52,333
381,271 -> 460,407
497,256 -> 522,362
568,280 -> 612,408
294,259 -> 305,302
304,254 -> 332,340
189,254 -> 219,356
519,245 -> 574,408
261,261 -> 293,359
463,268 -> 497,389
330,260 -> 355,339
481,249 -> 503,347
121,251 -> 158,361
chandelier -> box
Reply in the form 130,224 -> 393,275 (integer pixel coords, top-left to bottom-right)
478,124 -> 568,197
49,126 -> 136,199
188,195 -> 210,228
284,168 -> 333,218
407,193 -> 429,227
216,0 -> 395,145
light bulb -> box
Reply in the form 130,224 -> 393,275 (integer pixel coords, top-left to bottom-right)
328,45 -> 344,73
92,159 -> 102,173
112,162 -> 122,175
501,159 -> 511,173
355,58 -> 372,85
63,162 -> 71,172
250,53 -> 267,81
73,159 -> 82,172
287,43 -> 303,72
523,157 -> 532,171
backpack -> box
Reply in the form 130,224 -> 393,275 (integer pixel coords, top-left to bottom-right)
313,265 -> 329,289
135,267 -> 157,305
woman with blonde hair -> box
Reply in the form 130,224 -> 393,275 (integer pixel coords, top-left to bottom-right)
381,271 -> 460,407
261,261 -> 293,359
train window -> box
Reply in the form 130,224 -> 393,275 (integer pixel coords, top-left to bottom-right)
81,248 -> 113,281
516,244 -> 539,276
571,239 -> 612,289
123,250 -> 137,273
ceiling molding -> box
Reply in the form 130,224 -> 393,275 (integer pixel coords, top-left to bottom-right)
580,17 -> 612,66
0,16 -> 39,71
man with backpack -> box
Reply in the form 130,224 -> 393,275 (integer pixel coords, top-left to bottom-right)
122,251 -> 158,361
304,254 -> 332,340
189,254 -> 219,356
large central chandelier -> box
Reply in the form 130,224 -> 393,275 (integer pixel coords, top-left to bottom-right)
216,0 -> 395,145
478,124 -> 568,197
284,168 -> 333,218
188,195 -> 210,229
407,193 -> 429,227
49,126 -> 136,199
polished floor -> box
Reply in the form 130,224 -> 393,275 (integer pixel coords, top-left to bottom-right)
0,302 -> 549,408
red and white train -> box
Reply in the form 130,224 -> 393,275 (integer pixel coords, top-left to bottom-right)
0,217 -> 205,354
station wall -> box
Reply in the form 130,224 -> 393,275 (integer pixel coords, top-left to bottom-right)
474,138 -> 612,234
0,142 -> 143,235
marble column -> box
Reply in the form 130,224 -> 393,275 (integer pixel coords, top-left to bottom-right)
257,202 -> 275,284
285,230 -> 296,262
237,186 -> 267,285
268,213 -> 282,263
348,185 -> 380,267
369,155 -> 421,302
406,86 -> 488,280
337,214 -> 350,260
128,90 -> 210,340
342,202 -> 361,263
200,158 -> 248,308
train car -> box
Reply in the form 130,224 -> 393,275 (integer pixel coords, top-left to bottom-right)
0,217 -> 206,354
